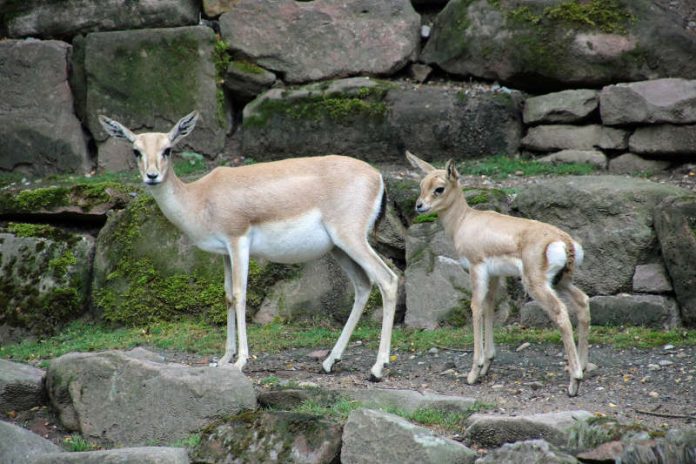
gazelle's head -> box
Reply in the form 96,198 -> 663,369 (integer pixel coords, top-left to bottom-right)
405,150 -> 460,214
98,112 -> 199,186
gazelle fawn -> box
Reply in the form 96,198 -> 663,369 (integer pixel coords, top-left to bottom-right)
406,151 -> 590,396
98,112 -> 398,380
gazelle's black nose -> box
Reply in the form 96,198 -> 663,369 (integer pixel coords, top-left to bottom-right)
147,173 -> 158,180
416,202 -> 423,210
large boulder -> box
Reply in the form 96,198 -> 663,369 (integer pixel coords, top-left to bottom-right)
476,440 -> 579,464
608,153 -> 670,175
92,193 -> 294,325
421,0 -> 696,92
2,0 -> 198,39
219,0 -> 420,84
464,410 -> 593,448
589,295 -> 681,328
600,78 -> 696,125
33,448 -> 189,464
512,176 -> 689,296
342,388 -> 477,414
80,26 -> 228,169
241,78 -> 522,162
46,349 -> 257,446
0,359 -> 45,414
341,408 -> 477,464
0,224 -> 94,337
521,125 -> 628,152
654,196 -> 696,326
0,40 -> 89,176
0,421 -> 63,464
192,410 -> 343,464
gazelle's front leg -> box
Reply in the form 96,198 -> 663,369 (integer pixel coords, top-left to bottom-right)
225,236 -> 250,370
219,255 -> 236,366
479,276 -> 499,377
467,266 -> 487,385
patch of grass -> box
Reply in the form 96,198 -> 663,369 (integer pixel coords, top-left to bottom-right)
260,375 -> 281,386
171,433 -> 201,449
1,320 -> 694,364
413,212 -> 438,224
384,403 -> 494,432
63,434 -> 97,452
174,151 -> 208,177
458,155 -> 596,179
294,398 -> 361,420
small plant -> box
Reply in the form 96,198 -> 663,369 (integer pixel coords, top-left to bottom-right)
63,434 -> 96,452
260,375 -> 281,386
171,433 -> 201,448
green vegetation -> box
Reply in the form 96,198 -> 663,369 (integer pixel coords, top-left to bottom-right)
171,433 -> 202,449
230,60 -> 266,75
213,39 -> 232,127
413,213 -> 438,224
244,82 -> 392,129
457,155 -> 596,179
2,320 -> 694,364
63,434 -> 97,452
5,223 -> 74,242
175,152 -> 208,177
506,0 -> 635,33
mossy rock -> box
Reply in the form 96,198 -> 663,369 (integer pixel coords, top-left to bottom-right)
192,410 -> 343,464
0,182 -> 135,217
0,224 -> 93,335
91,193 -> 296,325
422,0 -> 696,91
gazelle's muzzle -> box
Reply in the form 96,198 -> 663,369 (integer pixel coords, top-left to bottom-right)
415,200 -> 430,213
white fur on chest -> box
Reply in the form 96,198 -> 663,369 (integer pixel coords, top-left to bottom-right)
249,209 -> 333,263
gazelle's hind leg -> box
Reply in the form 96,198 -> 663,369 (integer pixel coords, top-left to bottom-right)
526,276 -> 583,397
467,265 -> 488,385
557,279 -> 591,370
332,236 -> 398,381
479,276 -> 500,377
322,248 -> 372,374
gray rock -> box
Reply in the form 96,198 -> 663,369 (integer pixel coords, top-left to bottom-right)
523,89 -> 599,125
82,26 -> 228,168
408,63 -> 433,83
341,388 -> 477,414
609,153 -> 671,175
421,0 -> 696,91
655,196 -> 696,326
202,0 -> 238,17
600,79 -> 696,126
512,176 -> 689,296
341,408 -> 477,464
224,61 -> 277,102
192,410 -> 342,464
242,78 -> 522,162
632,263 -> 673,294
598,127 -> 630,151
3,0 -> 198,39
620,427 -> 696,464
33,448 -> 189,464
522,125 -> 603,152
0,228 -> 94,336
0,359 -> 45,413
475,440 -> 579,464
219,0 -> 420,84
464,410 -> 592,448
629,124 -> 696,158
537,150 -> 607,169
0,421 -> 63,464
590,295 -> 681,329
46,349 -> 256,446
0,40 -> 89,176
404,222 -> 471,329
520,301 -> 577,328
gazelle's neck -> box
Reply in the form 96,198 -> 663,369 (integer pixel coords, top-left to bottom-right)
438,190 -> 471,240
147,167 -> 191,229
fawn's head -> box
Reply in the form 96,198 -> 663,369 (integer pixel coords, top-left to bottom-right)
405,150 -> 461,214
98,112 -> 199,185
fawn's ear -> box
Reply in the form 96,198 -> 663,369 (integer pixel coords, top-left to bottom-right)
98,115 -> 136,143
168,111 -> 199,145
405,150 -> 436,174
446,159 -> 460,183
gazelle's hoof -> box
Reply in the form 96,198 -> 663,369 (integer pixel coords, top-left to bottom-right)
567,378 -> 581,397
369,363 -> 385,382
467,370 -> 480,385
322,358 -> 339,374
479,358 -> 495,377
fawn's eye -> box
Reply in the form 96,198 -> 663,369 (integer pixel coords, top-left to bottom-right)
162,148 -> 172,157
434,186 -> 445,196
132,149 -> 142,158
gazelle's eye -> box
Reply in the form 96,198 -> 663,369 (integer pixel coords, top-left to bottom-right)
434,186 -> 445,196
162,148 -> 172,157
132,149 -> 142,158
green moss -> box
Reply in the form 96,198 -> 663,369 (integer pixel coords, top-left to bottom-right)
413,213 -> 438,224
244,82 -> 391,129
5,223 -> 73,242
14,187 -> 69,210
213,39 -> 231,127
544,0 -> 635,34
230,60 -> 266,75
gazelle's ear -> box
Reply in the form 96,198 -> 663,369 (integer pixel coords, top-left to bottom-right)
168,111 -> 199,145
446,159 -> 460,183
98,115 -> 136,143
405,150 -> 436,174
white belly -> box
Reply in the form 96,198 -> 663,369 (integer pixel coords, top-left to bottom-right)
249,210 -> 333,263
483,256 -> 523,277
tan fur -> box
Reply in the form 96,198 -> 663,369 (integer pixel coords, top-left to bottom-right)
98,113 -> 398,380
406,151 -> 590,396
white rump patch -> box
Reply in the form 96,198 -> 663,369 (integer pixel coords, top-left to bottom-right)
546,241 -> 567,282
